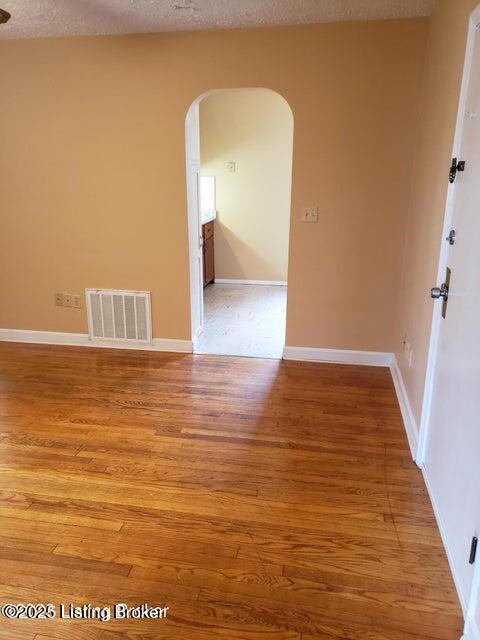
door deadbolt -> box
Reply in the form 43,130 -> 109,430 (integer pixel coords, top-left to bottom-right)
446,229 -> 456,245
449,158 -> 466,183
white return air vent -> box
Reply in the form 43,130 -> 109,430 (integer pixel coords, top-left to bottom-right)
85,289 -> 152,343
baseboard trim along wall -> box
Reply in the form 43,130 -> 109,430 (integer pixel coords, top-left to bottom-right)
283,346 -> 394,367
462,616 -> 480,640
214,279 -> 287,286
422,464 -> 468,618
0,329 -> 193,353
389,356 -> 419,461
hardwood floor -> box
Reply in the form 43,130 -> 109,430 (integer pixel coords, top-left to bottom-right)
0,342 -> 463,639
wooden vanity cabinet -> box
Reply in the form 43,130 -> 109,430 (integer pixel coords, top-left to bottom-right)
202,221 -> 215,287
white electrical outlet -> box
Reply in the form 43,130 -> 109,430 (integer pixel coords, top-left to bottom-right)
227,161 -> 236,173
63,293 -> 72,307
301,206 -> 318,223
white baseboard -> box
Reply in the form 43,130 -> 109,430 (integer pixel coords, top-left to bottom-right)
0,329 -> 193,353
151,338 -> 193,353
214,279 -> 287,286
464,559 -> 480,640
283,346 -> 394,367
389,355 -> 419,461
0,329 -> 88,347
391,356 -> 471,630
422,463 -> 468,618
463,617 -> 480,640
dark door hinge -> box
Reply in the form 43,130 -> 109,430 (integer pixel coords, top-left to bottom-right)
469,536 -> 478,565
449,158 -> 466,183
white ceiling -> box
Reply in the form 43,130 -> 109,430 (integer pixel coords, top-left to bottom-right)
0,0 -> 436,40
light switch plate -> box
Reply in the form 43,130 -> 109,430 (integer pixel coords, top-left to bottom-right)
227,161 -> 236,173
301,206 -> 318,223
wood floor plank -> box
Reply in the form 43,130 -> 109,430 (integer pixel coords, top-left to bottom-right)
0,343 -> 463,639
0,630 -> 36,640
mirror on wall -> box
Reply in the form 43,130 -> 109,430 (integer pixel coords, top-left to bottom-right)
200,176 -> 216,222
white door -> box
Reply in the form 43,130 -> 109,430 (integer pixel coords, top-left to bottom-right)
185,102 -> 204,340
424,18 -> 480,614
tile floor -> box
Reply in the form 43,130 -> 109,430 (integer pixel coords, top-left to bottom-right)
194,283 -> 287,358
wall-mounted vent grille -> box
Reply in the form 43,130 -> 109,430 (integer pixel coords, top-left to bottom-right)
85,289 -> 152,343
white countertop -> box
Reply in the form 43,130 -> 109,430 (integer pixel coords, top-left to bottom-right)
201,210 -> 217,224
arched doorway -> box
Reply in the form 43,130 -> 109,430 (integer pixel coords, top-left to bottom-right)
185,88 -> 294,358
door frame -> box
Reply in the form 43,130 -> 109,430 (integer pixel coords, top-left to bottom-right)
185,99 -> 205,344
184,88 -> 294,350
416,4 -> 480,468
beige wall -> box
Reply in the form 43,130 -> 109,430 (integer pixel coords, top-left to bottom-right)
200,89 -> 293,282
0,20 -> 427,348
395,0 -> 479,425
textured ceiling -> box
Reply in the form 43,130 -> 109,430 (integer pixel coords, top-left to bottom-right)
0,0 -> 435,40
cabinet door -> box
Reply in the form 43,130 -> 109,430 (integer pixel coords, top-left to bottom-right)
203,221 -> 214,240
203,235 -> 215,286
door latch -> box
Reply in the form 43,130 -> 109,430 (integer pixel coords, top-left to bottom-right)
431,267 -> 451,319
449,158 -> 465,183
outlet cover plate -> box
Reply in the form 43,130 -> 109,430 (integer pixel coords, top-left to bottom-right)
301,206 -> 318,223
